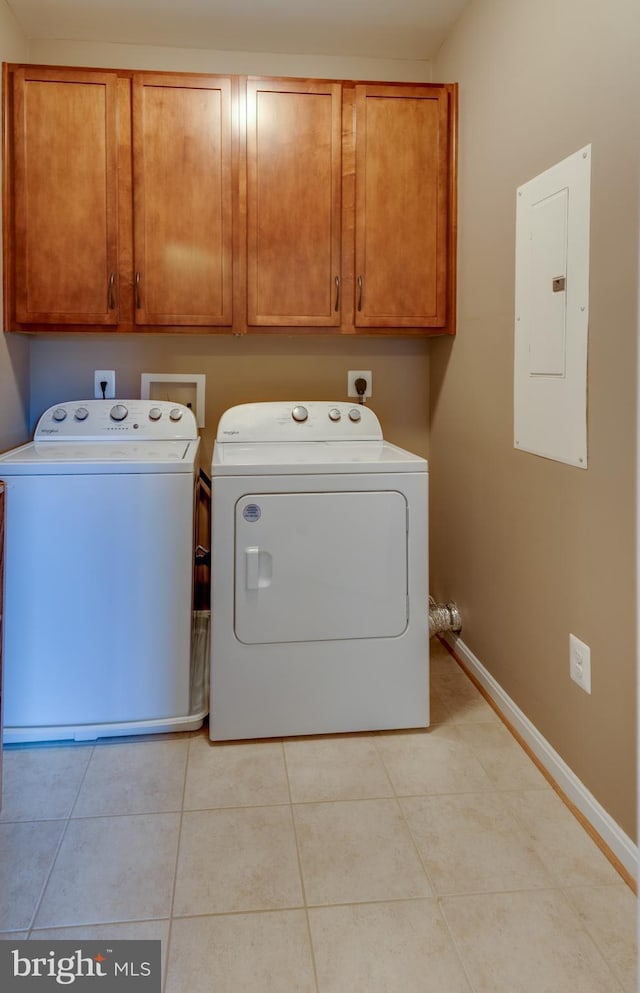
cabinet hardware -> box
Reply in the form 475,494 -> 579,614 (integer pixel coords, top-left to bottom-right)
334,275 -> 340,312
552,276 -> 566,292
108,271 -> 115,309
357,275 -> 363,312
135,271 -> 141,309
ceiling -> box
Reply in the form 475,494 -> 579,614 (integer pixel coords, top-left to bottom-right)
6,0 -> 470,61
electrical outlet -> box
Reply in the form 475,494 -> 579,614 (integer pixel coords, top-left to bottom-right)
347,370 -> 372,399
569,634 -> 591,693
94,370 -> 116,399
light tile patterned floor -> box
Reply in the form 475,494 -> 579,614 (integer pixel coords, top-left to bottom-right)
0,639 -> 636,992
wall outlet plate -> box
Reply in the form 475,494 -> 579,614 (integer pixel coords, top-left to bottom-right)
347,370 -> 372,399
570,633 -> 591,693
94,370 -> 115,399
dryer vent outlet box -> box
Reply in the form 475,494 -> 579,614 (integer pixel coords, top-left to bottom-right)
514,145 -> 591,468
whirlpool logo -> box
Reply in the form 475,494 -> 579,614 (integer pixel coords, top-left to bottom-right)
0,941 -> 160,991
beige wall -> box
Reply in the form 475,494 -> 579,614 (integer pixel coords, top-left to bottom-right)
0,0 -> 29,451
432,0 -> 639,837
27,39 -> 432,82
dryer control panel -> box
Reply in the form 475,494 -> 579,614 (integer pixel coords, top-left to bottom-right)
216,402 -> 383,443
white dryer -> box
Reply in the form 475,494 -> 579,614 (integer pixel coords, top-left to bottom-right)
0,399 -> 204,743
210,401 -> 428,740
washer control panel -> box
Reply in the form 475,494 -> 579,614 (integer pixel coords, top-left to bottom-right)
217,402 -> 382,443
34,400 -> 198,441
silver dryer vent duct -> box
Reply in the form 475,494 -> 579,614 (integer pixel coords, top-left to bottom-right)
428,596 -> 462,638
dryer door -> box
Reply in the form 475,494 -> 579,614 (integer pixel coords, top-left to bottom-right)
234,490 -> 408,644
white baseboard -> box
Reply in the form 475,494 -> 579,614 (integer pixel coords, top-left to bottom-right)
445,633 -> 638,883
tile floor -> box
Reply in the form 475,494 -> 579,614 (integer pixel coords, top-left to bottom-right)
0,639 -> 636,992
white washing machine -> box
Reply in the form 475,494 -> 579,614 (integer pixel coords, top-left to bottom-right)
0,399 -> 204,743
210,401 -> 429,740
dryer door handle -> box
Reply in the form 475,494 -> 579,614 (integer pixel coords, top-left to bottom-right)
244,547 -> 273,590
245,547 -> 260,589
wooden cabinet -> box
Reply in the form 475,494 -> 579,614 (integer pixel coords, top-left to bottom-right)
3,66 -> 456,336
244,79 -> 456,334
354,84 -> 451,330
132,74 -> 233,326
11,67 -> 119,326
246,79 -> 342,327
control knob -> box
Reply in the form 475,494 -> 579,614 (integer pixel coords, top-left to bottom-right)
169,407 -> 183,422
110,404 -> 128,422
328,408 -> 341,422
148,407 -> 162,421
52,408 -> 67,422
74,407 -> 89,421
348,408 -> 362,422
292,405 -> 308,423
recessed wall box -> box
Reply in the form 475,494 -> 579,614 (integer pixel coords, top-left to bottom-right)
141,373 -> 206,428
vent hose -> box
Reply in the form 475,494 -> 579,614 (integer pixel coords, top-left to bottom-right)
428,596 -> 462,638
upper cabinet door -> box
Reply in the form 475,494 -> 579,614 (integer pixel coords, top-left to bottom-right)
246,79 -> 342,327
132,74 -> 233,326
354,85 -> 451,329
13,68 -> 119,325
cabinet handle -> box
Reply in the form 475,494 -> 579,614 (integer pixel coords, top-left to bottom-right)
107,271 -> 116,309
357,275 -> 363,312
334,275 -> 340,312
135,271 -> 141,309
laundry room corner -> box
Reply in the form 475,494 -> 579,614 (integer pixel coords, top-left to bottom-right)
0,2 -> 637,987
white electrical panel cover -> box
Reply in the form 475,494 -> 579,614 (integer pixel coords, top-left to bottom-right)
514,145 -> 591,468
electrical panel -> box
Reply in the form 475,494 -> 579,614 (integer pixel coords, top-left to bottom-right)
514,145 -> 591,468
